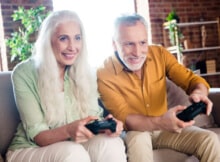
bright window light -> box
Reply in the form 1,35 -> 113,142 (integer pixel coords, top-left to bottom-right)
53,0 -> 135,68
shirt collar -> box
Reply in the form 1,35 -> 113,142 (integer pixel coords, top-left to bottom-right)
112,54 -> 126,75
64,66 -> 70,81
114,51 -> 133,73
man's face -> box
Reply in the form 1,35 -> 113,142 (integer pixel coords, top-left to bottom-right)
113,21 -> 148,72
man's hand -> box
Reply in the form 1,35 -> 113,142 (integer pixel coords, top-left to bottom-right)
160,105 -> 195,133
189,83 -> 213,115
189,93 -> 213,116
125,107 -> 194,133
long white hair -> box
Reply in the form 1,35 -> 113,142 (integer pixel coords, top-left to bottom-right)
32,10 -> 99,126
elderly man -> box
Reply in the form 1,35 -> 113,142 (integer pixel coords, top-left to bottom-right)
97,13 -> 220,162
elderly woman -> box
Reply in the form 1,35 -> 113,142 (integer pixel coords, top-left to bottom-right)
6,10 -> 126,162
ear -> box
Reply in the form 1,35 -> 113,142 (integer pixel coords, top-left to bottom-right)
112,40 -> 117,51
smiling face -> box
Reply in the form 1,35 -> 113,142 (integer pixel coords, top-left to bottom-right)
113,21 -> 148,73
51,21 -> 82,70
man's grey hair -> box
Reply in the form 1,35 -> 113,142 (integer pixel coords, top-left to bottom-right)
113,13 -> 148,38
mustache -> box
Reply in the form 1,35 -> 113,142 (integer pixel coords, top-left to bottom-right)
126,55 -> 146,59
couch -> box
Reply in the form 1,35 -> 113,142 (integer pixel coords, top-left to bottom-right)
0,71 -> 220,162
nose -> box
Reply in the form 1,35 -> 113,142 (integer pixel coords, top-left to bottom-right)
132,44 -> 142,57
67,40 -> 77,51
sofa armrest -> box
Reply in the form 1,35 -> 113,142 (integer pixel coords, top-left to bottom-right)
209,88 -> 220,126
0,72 -> 20,158
0,154 -> 3,162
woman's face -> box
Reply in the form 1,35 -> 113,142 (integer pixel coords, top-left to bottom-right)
51,20 -> 83,70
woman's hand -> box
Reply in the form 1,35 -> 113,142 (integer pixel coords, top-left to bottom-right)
34,116 -> 98,146
103,114 -> 124,137
67,114 -> 124,143
66,116 -> 98,143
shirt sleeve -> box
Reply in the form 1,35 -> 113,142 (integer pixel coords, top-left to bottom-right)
12,62 -> 49,142
162,47 -> 210,93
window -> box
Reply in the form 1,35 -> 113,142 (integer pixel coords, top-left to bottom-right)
53,0 -> 135,68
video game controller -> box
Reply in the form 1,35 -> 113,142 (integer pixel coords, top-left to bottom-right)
177,101 -> 207,122
85,118 -> 117,134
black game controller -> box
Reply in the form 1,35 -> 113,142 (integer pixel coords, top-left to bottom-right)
177,101 -> 207,122
85,118 -> 117,134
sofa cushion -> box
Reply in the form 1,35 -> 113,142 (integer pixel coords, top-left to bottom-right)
166,79 -> 215,128
153,149 -> 199,162
207,128 -> 220,141
208,89 -> 220,126
0,72 -> 20,157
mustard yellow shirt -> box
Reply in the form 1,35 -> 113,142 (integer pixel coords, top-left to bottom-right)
97,45 -> 209,126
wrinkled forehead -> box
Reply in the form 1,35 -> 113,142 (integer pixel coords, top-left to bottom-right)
114,21 -> 147,41
113,15 -> 147,40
